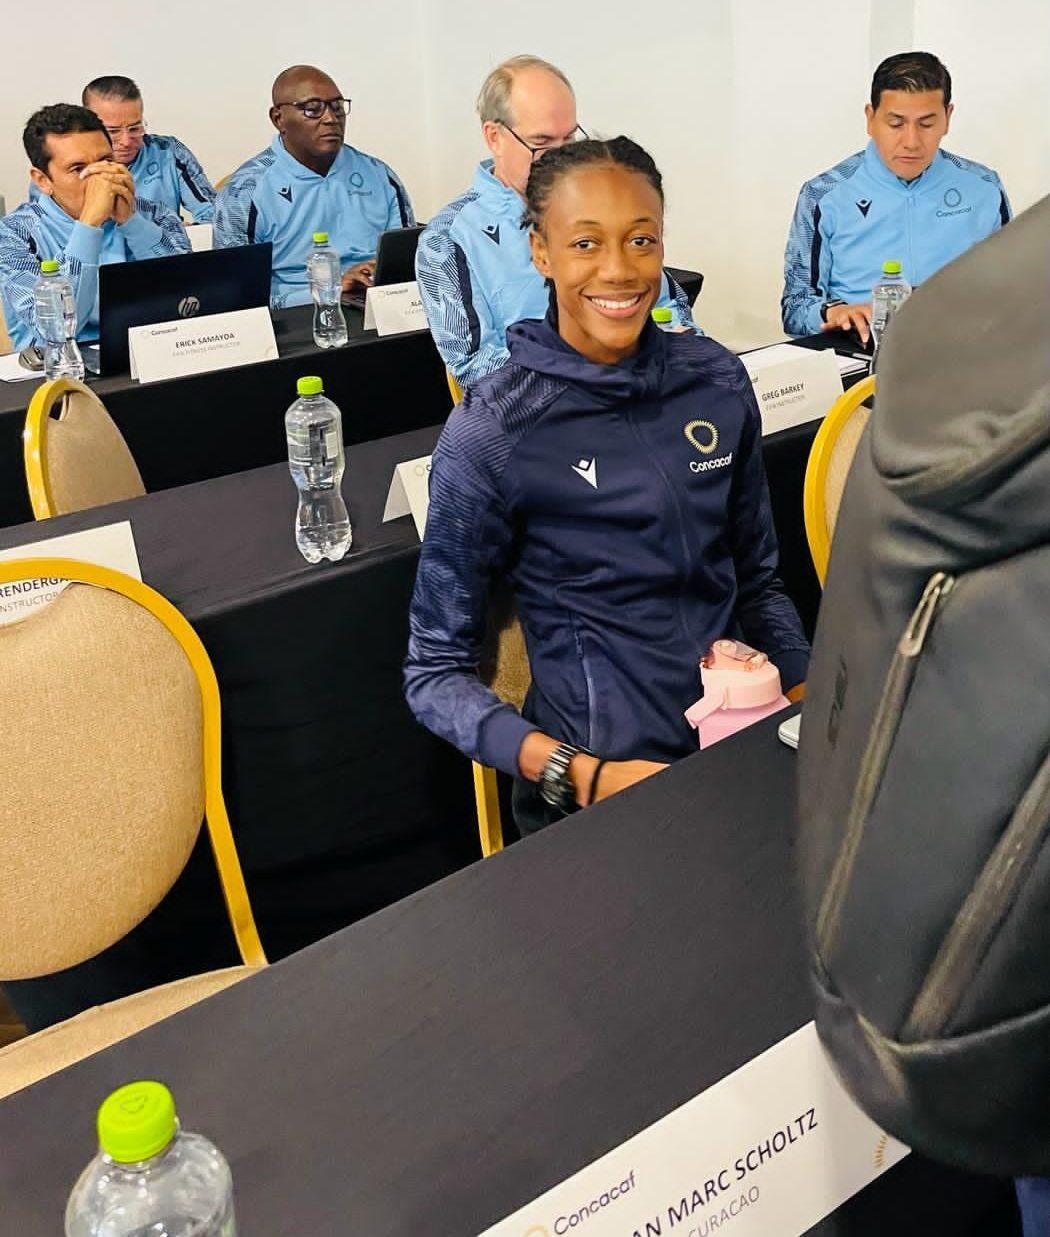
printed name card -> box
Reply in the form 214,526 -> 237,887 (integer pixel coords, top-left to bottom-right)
742,347 -> 844,436
0,521 -> 141,626
382,454 -> 432,540
363,281 -> 429,336
128,306 -> 277,383
479,1022 -> 908,1237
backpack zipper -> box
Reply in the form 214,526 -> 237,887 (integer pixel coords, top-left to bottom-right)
816,572 -> 955,954
903,748 -> 1050,1040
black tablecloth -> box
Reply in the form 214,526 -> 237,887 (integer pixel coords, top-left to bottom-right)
0,269 -> 704,530
0,713 -> 1018,1235
0,427 -> 477,1028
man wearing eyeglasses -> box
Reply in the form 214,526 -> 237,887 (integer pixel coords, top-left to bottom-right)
416,55 -> 696,388
82,76 -> 215,224
214,64 -> 414,309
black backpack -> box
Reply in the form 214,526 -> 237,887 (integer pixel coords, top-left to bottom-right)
797,195 -> 1050,1176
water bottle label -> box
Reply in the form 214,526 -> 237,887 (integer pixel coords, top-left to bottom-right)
325,427 -> 340,462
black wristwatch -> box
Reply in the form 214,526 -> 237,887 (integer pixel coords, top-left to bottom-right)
539,742 -> 583,812
820,299 -> 846,323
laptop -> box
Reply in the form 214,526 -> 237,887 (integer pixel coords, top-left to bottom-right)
343,225 -> 425,310
98,242 -> 272,376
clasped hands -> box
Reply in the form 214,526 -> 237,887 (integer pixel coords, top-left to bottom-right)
78,161 -> 137,228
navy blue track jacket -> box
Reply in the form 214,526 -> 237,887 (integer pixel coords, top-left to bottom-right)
404,315 -> 809,776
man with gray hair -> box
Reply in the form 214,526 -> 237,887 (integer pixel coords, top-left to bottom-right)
417,55 -> 695,387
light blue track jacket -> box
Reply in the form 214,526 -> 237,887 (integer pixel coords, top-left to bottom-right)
0,193 -> 190,349
417,159 -> 698,388
126,133 -> 216,223
214,135 -> 415,309
782,142 -> 1010,337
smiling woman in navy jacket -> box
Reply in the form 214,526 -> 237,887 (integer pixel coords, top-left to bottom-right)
405,137 -> 809,833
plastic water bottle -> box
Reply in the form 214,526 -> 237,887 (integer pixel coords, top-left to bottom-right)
285,375 -> 352,563
651,306 -> 676,332
34,259 -> 85,379
307,232 -> 348,349
65,1081 -> 236,1237
871,260 -> 912,358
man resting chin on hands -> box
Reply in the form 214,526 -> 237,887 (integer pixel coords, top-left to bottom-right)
0,103 -> 189,352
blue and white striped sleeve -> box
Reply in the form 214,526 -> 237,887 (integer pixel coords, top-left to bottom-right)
416,219 -> 510,388
0,216 -> 103,348
121,200 -> 191,257
657,271 -> 703,334
170,137 -> 216,224
782,183 -> 830,338
383,164 -> 415,230
404,399 -> 536,774
214,173 -> 257,250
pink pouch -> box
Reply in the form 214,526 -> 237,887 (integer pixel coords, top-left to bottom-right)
685,639 -> 790,749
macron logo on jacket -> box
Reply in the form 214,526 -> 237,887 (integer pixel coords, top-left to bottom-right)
782,141 -> 1011,336
214,135 -> 414,309
571,456 -> 598,488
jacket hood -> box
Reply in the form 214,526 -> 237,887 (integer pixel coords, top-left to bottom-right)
506,311 -> 667,404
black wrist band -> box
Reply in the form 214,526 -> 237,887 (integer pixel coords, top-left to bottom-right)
587,759 -> 608,807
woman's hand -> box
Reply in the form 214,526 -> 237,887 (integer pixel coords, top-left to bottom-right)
585,758 -> 668,804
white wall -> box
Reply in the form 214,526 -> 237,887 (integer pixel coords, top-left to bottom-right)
2,1 -> 1046,347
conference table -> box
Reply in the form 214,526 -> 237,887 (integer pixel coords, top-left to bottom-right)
0,714 -> 1019,1235
0,268 -> 705,530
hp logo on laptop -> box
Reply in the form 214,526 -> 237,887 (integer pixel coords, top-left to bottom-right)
178,296 -> 201,318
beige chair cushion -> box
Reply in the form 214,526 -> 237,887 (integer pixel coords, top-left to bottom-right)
45,387 -> 145,515
478,587 -> 532,710
824,404 -> 871,541
0,967 -> 258,1100
0,584 -> 204,977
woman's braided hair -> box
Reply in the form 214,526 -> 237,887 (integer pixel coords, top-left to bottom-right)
523,135 -> 664,231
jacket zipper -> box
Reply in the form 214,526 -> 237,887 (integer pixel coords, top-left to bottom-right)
623,407 -> 696,647
903,748 -> 1050,1040
573,623 -> 597,751
816,572 -> 955,953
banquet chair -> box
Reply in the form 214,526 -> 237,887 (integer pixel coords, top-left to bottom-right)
803,374 -> 876,586
447,370 -> 464,406
23,377 -> 145,519
0,315 -> 13,357
473,598 -> 532,857
0,558 -> 267,1099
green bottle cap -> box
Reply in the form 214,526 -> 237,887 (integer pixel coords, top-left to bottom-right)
297,375 -> 323,397
882,260 -> 902,275
312,232 -> 329,244
40,260 -> 60,274
651,307 -> 673,324
97,1082 -> 177,1163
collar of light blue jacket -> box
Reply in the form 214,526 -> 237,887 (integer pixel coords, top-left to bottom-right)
270,133 -> 353,181
36,189 -> 119,239
862,139 -> 948,193
472,159 -> 529,220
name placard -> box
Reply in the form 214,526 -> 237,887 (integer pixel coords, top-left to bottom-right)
381,454 -> 432,540
363,281 -> 429,337
742,348 -> 843,436
480,1022 -> 908,1237
0,521 -> 141,627
128,306 -> 278,384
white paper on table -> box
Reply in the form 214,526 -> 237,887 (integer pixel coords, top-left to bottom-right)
381,455 -> 432,540
0,521 -> 141,626
480,1021 -> 908,1237
0,351 -> 40,383
743,341 -> 868,379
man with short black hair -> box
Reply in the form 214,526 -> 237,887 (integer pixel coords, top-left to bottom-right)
214,64 -> 414,308
417,55 -> 696,388
782,51 -> 1010,341
0,104 -> 189,350
82,76 -> 215,223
